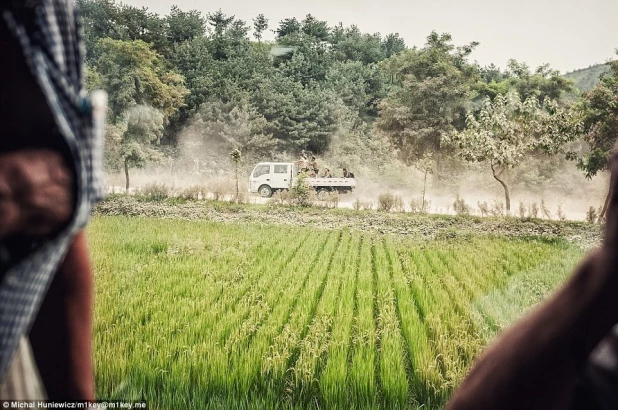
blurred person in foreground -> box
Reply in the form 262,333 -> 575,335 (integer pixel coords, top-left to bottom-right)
0,0 -> 104,400
447,147 -> 618,409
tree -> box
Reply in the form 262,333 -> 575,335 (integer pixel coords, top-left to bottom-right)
109,105 -> 165,191
77,0 -> 122,61
575,56 -> 618,219
301,14 -> 329,42
93,38 -> 187,121
377,32 -> 480,177
252,14 -> 268,43
415,154 -> 435,212
230,148 -> 242,203
168,38 -> 216,116
191,100 -> 277,160
275,18 -> 301,39
325,61 -> 387,119
446,92 -> 578,211
166,5 -> 206,44
330,25 -> 385,64
478,60 -> 574,103
382,33 -> 406,58
252,75 -> 340,153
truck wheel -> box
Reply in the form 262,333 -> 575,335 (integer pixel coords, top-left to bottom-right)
258,185 -> 273,198
316,187 -> 331,201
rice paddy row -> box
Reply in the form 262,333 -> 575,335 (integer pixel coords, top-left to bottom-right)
89,216 -> 584,409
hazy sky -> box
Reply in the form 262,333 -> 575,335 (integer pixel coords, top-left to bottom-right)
122,0 -> 617,73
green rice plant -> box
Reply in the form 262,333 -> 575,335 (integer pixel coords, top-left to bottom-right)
318,234 -> 361,409
372,238 -> 408,409
88,216 -> 584,410
347,235 -> 378,408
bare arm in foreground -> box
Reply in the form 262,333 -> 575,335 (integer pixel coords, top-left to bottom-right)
446,153 -> 618,410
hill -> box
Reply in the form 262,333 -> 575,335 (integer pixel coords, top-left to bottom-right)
564,63 -> 611,92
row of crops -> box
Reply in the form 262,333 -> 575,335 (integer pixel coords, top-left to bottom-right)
88,216 -> 584,409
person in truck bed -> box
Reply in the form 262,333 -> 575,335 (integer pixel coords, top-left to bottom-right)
322,168 -> 332,178
342,168 -> 355,178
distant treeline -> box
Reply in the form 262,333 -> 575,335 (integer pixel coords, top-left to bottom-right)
78,0 -> 617,205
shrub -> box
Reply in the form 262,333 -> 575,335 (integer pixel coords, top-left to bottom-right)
557,205 -> 566,221
361,201 -> 374,211
490,201 -> 505,218
293,175 -> 313,207
453,195 -> 471,216
141,183 -> 170,201
179,185 -> 204,201
233,190 -> 249,204
478,201 -> 489,218
378,192 -> 396,212
586,206 -> 598,224
270,177 -> 316,208
208,178 -> 231,201
410,198 -> 430,214
393,195 -> 405,213
270,189 -> 293,206
325,191 -> 340,209
518,201 -> 526,219
353,198 -> 362,211
529,202 -> 539,219
541,199 -> 552,220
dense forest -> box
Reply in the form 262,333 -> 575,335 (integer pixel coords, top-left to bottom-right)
79,0 -> 618,214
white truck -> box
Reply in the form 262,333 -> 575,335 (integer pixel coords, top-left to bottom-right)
248,162 -> 356,199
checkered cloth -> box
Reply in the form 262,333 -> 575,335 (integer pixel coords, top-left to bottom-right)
0,0 -> 104,380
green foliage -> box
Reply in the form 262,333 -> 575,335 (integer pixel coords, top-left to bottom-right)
78,0 -> 616,193
293,174 -> 313,207
326,61 -> 387,118
382,33 -> 406,58
575,56 -> 618,178
453,195 -> 471,216
93,38 -> 187,120
166,6 -> 206,44
377,32 -> 480,167
252,75 -> 340,153
252,14 -> 268,43
449,92 -> 577,168
377,192 -> 397,212
586,206 -> 599,223
191,100 -> 277,159
447,91 -> 580,209
120,105 -> 165,168
330,25 -> 386,64
476,60 -> 575,107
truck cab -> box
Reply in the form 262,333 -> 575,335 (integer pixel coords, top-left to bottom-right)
249,162 -> 297,198
249,161 -> 356,198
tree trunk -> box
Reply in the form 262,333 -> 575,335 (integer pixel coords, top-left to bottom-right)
432,133 -> 442,185
492,164 -> 511,212
124,160 -> 130,193
235,166 -> 239,203
422,169 -> 428,212
598,187 -> 611,223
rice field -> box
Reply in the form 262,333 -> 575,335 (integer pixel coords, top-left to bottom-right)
88,216 -> 585,409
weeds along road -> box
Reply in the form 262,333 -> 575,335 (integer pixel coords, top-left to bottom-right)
94,195 -> 602,251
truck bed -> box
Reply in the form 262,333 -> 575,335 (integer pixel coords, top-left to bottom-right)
305,177 -> 356,187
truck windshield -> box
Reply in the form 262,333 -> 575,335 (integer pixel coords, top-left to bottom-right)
253,165 -> 270,177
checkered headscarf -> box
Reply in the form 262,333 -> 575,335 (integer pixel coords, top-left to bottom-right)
0,0 -> 104,379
